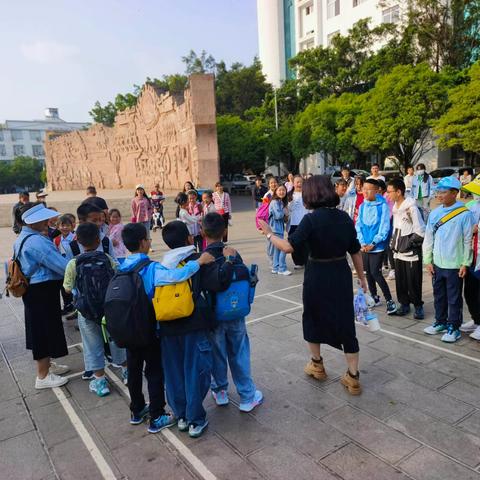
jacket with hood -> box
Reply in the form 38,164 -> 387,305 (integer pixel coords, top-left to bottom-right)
355,194 -> 390,253
390,196 -> 425,261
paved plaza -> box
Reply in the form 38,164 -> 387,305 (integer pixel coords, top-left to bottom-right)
1,196 -> 480,480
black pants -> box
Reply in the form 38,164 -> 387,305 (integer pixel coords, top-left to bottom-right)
222,213 -> 229,242
464,268 -> 480,325
383,247 -> 395,270
363,252 -> 392,301
127,338 -> 166,419
394,258 -> 423,307
433,266 -> 463,329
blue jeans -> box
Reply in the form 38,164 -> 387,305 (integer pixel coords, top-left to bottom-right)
161,331 -> 212,426
272,233 -> 287,273
433,266 -> 463,329
209,318 -> 256,403
78,313 -> 126,372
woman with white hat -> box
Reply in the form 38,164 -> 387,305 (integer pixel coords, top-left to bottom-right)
131,184 -> 153,240
13,203 -> 70,389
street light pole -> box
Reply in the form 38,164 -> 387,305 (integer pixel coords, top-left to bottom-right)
274,89 -> 279,131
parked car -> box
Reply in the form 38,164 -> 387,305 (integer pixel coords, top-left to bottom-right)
429,166 -> 474,184
221,174 -> 254,193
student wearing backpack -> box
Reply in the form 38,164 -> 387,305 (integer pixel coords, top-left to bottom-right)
63,223 -> 127,397
202,213 -> 263,412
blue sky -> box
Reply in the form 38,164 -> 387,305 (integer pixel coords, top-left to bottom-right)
1,0 -> 258,122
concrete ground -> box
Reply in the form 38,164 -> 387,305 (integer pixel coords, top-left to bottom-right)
1,196 -> 480,480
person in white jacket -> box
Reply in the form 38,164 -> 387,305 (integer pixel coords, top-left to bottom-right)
387,178 -> 426,319
410,163 -> 434,219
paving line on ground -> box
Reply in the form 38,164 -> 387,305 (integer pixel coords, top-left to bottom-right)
265,293 -> 303,306
245,306 -> 302,325
51,387 -> 117,480
255,284 -> 302,298
104,367 -> 218,480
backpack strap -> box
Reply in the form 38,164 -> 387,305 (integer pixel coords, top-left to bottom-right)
14,234 -> 35,261
433,206 -> 469,235
132,258 -> 151,274
101,236 -> 110,254
70,239 -> 81,257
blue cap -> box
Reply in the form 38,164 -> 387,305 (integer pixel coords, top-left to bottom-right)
435,176 -> 462,191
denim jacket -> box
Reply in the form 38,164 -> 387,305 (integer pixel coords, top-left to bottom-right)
13,227 -> 68,285
269,199 -> 287,235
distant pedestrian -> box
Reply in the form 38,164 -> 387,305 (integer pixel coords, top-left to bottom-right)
213,182 -> 232,242
108,208 -> 128,263
288,175 -> 309,269
36,190 -> 48,206
284,172 -> 295,193
410,163 -> 434,219
404,166 -> 415,196
252,177 -> 268,209
131,185 -> 153,240
12,191 -> 30,234
367,163 -> 385,182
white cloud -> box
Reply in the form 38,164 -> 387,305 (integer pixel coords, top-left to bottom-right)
20,41 -> 79,65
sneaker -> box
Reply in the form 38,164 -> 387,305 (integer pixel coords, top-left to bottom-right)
177,418 -> 189,432
188,420 -> 209,438
340,371 -> 362,396
82,370 -> 94,380
239,390 -> 264,413
278,270 -> 292,276
89,377 -> 110,397
386,300 -> 397,315
396,304 -> 410,317
469,325 -> 480,340
304,358 -> 327,380
414,306 -> 425,320
212,390 -> 229,406
130,404 -> 149,425
49,361 -> 70,376
441,326 -> 461,343
460,320 -> 477,333
271,270 -> 278,274
35,373 -> 69,389
122,369 -> 128,385
373,295 -> 381,307
387,270 -> 395,281
66,311 -> 78,321
424,322 -> 448,335
148,413 -> 176,434
293,265 -> 304,270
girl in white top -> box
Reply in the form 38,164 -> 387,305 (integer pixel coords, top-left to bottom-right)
287,175 -> 309,269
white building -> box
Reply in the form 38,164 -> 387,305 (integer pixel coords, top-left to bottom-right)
0,108 -> 89,163
257,0 -> 400,87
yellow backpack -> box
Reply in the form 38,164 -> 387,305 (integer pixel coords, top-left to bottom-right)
153,263 -> 195,322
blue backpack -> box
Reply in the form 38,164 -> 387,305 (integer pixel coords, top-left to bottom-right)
215,264 -> 258,321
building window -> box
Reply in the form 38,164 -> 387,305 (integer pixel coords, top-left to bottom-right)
30,130 -> 42,142
11,130 -> 23,141
0,130 -> 4,142
13,145 -> 25,156
353,0 -> 368,6
327,0 -> 340,19
382,5 -> 400,24
327,30 -> 340,46
0,145 -> 6,156
32,145 -> 44,157
306,5 -> 312,15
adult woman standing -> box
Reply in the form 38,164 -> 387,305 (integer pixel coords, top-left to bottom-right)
213,182 -> 232,242
131,184 -> 153,239
288,175 -> 309,269
259,175 -> 368,395
13,203 -> 70,388
410,163 -> 434,219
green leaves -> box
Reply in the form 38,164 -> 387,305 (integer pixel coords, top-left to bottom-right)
0,156 -> 44,192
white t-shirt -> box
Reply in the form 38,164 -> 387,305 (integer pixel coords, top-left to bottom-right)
289,191 -> 309,226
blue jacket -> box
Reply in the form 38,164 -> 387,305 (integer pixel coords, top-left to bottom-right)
13,227 -> 68,284
269,199 -> 287,235
355,195 -> 391,252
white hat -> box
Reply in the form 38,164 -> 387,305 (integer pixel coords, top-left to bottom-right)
36,190 -> 48,198
21,204 -> 59,225
135,184 -> 145,190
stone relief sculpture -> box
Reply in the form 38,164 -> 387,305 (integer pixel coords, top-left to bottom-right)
45,74 -> 219,190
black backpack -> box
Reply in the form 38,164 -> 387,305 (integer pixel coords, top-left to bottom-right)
104,259 -> 155,349
74,251 -> 115,324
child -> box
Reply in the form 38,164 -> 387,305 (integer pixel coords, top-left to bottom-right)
187,189 -> 203,252
356,179 -> 397,315
158,221 -> 224,438
63,222 -> 127,396
108,208 -> 128,264
47,207 -> 60,240
176,192 -> 202,252
118,222 -> 214,433
378,179 -> 395,280
268,185 -> 291,275
423,176 -> 473,343
152,207 -> 163,232
202,213 -> 263,412
201,191 -> 216,217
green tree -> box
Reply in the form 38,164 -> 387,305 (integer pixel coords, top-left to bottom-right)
354,63 -> 454,171
9,156 -> 44,189
435,62 -> 480,156
0,161 -> 12,193
182,49 -> 216,74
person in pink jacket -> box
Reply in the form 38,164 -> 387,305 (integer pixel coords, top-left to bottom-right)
131,184 -> 153,239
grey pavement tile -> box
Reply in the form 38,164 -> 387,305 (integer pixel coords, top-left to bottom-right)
249,296 -> 299,320
0,430 -> 53,480
374,355 -> 454,390
1,337 -> 31,361
387,408 -> 480,467
284,310 -> 303,321
25,388 -> 68,410
354,326 -> 383,344
457,411 -> 480,437
248,445 -> 338,480
431,357 -> 480,387
398,446 -> 480,480
440,379 -> 480,406
323,405 -> 421,464
262,314 -> 299,328
321,442 -> 411,480
379,377 -> 475,424
0,321 -> 25,343
0,369 -> 21,402
379,315 -> 419,330
0,397 -> 34,441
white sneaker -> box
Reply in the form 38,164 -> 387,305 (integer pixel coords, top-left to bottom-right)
293,265 -> 304,270
49,362 -> 70,375
35,373 -> 69,389
271,270 -> 278,274
387,270 -> 395,281
460,320 -> 476,333
278,270 -> 292,276
469,325 -> 480,340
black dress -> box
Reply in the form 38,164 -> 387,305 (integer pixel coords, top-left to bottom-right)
289,208 -> 361,353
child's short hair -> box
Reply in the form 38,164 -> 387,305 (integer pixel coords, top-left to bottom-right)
336,178 -> 348,187
58,214 -> 73,226
162,221 -> 190,249
364,178 -> 380,188
77,203 -> 102,222
175,192 -> 188,206
187,189 -> 198,197
122,223 -> 148,252
76,222 -> 100,248
388,178 -> 406,195
377,179 -> 387,192
65,213 -> 76,225
202,213 -> 225,240
109,208 -> 121,217
202,190 -> 213,199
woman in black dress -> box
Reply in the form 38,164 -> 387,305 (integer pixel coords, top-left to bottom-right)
259,175 -> 368,395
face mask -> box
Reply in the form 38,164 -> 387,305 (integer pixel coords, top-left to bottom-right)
417,170 -> 425,176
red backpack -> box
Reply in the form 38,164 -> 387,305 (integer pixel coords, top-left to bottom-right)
255,200 -> 271,230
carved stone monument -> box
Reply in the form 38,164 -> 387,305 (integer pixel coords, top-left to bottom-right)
45,74 -> 219,190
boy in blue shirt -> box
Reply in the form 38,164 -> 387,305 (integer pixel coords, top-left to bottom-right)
423,176 -> 474,343
119,222 -> 214,433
